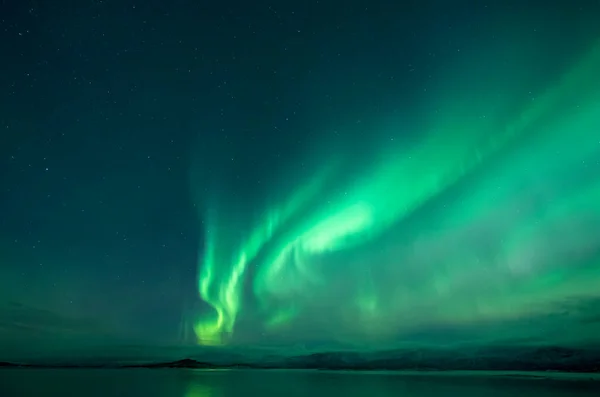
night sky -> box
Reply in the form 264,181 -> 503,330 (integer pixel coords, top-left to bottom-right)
2,0 -> 600,362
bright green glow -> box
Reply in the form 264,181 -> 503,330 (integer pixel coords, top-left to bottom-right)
191,39 -> 600,346
194,164 -> 339,344
185,381 -> 216,397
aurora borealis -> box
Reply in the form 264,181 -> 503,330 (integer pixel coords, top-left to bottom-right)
2,0 -> 600,363
191,33 -> 600,348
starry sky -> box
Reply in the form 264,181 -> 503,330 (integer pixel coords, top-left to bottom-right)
1,0 -> 600,362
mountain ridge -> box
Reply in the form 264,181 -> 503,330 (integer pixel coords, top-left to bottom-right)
1,346 -> 599,372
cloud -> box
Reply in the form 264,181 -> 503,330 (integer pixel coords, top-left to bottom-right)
0,301 -> 98,334
0,300 -> 121,361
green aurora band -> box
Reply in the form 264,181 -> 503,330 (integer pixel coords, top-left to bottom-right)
191,39 -> 600,347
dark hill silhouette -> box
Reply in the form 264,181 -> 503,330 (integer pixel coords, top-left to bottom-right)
124,346 -> 600,372
1,346 -> 599,372
127,359 -> 216,369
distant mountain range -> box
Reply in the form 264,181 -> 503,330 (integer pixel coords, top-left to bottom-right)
2,346 -> 599,372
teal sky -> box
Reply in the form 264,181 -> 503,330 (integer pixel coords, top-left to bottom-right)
1,1 -> 600,362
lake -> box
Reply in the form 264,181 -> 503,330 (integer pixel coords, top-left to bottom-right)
1,369 -> 598,396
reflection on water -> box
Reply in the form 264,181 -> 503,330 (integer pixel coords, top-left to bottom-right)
1,369 -> 598,397
185,381 -> 216,397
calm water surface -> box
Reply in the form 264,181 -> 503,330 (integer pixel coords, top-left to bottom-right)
1,369 -> 598,397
